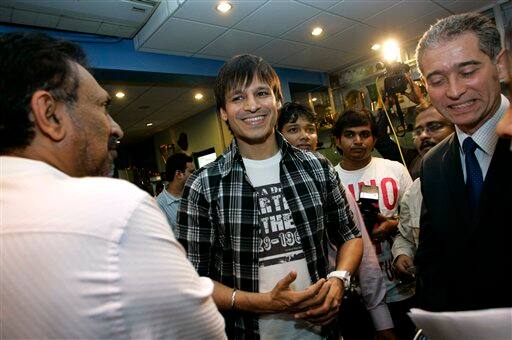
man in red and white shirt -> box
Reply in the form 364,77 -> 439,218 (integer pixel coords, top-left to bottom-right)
332,109 -> 415,340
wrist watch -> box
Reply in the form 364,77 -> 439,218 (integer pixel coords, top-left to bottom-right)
326,270 -> 351,288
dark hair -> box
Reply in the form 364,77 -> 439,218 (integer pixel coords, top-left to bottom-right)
0,32 -> 87,154
277,102 -> 317,132
214,54 -> 283,113
165,152 -> 193,181
332,108 -> 377,138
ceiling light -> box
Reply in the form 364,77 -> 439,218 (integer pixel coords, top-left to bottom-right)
311,27 -> 323,36
194,93 -> 204,100
146,122 -> 153,127
382,39 -> 401,62
216,1 -> 232,13
116,140 -> 121,144
371,43 -> 381,51
115,91 -> 125,99
311,97 -> 318,102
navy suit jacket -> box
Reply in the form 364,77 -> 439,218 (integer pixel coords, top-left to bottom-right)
416,133 -> 512,311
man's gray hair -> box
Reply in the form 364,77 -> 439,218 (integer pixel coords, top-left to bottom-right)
415,12 -> 501,75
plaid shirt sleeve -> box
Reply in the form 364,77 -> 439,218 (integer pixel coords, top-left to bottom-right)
324,161 -> 361,246
176,171 -> 215,277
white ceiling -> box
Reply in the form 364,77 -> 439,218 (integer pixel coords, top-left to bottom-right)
0,0 -> 503,143
0,0 -> 159,38
102,82 -> 216,143
135,0 -> 499,72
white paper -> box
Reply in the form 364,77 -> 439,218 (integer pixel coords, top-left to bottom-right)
408,308 -> 512,340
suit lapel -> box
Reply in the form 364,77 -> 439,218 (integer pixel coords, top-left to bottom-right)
476,138 -> 512,227
443,135 -> 473,228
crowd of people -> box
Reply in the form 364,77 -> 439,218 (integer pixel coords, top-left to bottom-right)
2,10 -> 512,340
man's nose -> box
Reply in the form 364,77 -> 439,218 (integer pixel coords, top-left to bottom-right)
110,115 -> 124,140
244,95 -> 260,112
446,77 -> 466,99
299,129 -> 310,140
418,128 -> 430,139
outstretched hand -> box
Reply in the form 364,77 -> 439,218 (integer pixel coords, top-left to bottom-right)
394,254 -> 414,276
293,277 -> 345,326
268,271 -> 326,314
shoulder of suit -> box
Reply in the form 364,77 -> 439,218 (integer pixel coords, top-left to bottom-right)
422,134 -> 454,165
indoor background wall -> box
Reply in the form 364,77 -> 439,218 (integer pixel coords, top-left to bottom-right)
153,106 -> 233,172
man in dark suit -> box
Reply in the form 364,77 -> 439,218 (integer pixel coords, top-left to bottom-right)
414,12 -> 512,312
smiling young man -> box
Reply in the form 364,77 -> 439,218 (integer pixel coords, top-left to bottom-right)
414,12 -> 512,312
332,109 -> 415,340
176,55 -> 363,339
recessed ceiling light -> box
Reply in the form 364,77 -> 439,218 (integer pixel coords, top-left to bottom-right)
116,140 -> 121,144
194,93 -> 204,100
146,122 -> 153,127
371,43 -> 381,51
311,97 -> 318,102
115,91 -> 125,99
311,27 -> 323,36
216,1 -> 232,13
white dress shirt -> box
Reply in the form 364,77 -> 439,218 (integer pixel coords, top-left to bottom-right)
456,94 -> 509,181
1,156 -> 226,339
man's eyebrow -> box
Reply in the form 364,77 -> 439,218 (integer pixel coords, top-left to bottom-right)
228,89 -> 243,96
256,85 -> 271,90
426,60 -> 482,80
458,60 -> 481,68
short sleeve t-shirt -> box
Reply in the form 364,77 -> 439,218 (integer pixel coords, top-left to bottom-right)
243,152 -> 321,339
335,157 -> 414,303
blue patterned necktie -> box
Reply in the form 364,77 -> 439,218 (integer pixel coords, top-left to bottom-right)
462,137 -> 483,211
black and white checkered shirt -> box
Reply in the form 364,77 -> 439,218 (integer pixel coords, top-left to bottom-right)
176,133 -> 360,339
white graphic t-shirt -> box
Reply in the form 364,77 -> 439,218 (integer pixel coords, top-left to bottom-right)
243,152 -> 321,340
335,157 -> 415,303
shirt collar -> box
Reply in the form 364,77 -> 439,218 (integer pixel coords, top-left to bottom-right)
160,188 -> 180,205
456,94 -> 509,155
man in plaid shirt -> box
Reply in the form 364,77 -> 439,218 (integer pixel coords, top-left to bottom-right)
176,54 -> 362,339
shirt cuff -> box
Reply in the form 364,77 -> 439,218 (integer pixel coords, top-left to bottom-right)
369,303 -> 394,331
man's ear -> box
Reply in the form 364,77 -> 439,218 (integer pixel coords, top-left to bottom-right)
30,90 -> 66,141
496,49 -> 510,83
174,170 -> 183,180
333,135 -> 341,148
219,107 -> 228,122
276,100 -> 282,110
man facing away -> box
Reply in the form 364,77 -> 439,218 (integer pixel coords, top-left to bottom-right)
0,32 -> 225,339
176,54 -> 363,339
332,109 -> 416,340
391,105 -> 454,278
415,12 -> 512,312
156,152 -> 195,233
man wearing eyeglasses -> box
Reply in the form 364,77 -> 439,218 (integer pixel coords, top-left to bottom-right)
391,105 -> 454,280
